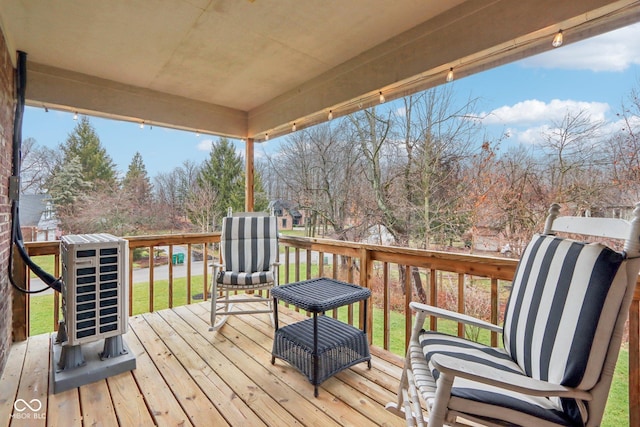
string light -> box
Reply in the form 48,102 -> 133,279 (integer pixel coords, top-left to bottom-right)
552,30 -> 563,47
328,110 -> 333,120
446,68 -> 454,83
379,91 -> 385,103
292,122 -> 296,132
140,121 -> 144,129
196,131 -> 200,137
73,112 -> 78,120
265,133 -> 269,141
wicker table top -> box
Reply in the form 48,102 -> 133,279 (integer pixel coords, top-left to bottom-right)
271,278 -> 370,312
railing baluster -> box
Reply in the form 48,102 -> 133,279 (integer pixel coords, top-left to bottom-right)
187,243 -> 192,304
458,273 -> 465,338
203,243 -> 209,302
491,277 -> 498,347
149,245 -> 155,313
53,252 -> 60,331
128,246 -> 134,316
429,269 -> 437,331
383,261 -> 390,350
168,245 -> 174,308
404,264 -> 412,350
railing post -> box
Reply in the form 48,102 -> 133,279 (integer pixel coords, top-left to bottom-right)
360,247 -> 373,342
631,294 -> 640,427
11,245 -> 28,341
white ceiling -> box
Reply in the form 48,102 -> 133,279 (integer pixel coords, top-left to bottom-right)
2,0 -> 640,140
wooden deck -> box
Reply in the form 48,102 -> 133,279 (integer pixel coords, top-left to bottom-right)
0,302 -> 406,427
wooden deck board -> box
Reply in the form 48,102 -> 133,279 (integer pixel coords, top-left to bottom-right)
3,302 -> 405,427
0,341 -> 27,427
13,334 -> 49,426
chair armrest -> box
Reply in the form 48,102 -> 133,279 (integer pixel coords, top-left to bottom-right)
430,353 -> 592,401
409,301 -> 502,334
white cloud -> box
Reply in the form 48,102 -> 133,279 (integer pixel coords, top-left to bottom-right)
481,99 -> 609,125
507,125 -> 549,145
521,22 -> 640,72
196,139 -> 214,151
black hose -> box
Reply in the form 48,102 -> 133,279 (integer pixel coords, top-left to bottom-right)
8,50 -> 62,294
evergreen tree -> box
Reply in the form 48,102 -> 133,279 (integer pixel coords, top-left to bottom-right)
122,152 -> 154,232
197,137 -> 245,222
48,155 -> 92,233
49,155 -> 91,207
59,116 -> 117,188
254,169 -> 270,212
122,151 -> 152,203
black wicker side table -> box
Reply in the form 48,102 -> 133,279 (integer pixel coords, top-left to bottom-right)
270,278 -> 372,397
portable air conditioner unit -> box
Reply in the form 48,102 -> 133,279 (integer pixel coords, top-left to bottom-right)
60,233 -> 128,345
53,233 -> 135,393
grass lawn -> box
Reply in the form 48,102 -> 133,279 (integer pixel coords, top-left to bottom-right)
26,260 -> 629,426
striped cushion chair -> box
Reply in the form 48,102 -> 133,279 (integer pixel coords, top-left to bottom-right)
210,214 -> 279,331
386,203 -> 640,427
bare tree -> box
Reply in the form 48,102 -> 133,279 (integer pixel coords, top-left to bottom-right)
19,137 -> 59,194
266,122 -> 369,239
607,83 -> 640,204
540,109 -> 607,212
153,160 -> 200,230
184,184 -> 219,232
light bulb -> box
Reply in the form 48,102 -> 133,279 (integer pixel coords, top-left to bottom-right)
73,112 -> 78,120
265,133 -> 269,141
140,121 -> 144,129
552,30 -> 563,48
328,110 -> 333,120
196,131 -> 200,137
379,91 -> 385,103
292,123 -> 296,132
446,68 -> 454,83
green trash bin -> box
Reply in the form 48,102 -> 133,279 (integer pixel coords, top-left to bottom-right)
172,253 -> 185,264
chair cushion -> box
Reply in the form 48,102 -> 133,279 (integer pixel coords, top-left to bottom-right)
501,234 -> 626,425
217,270 -> 275,286
503,234 -> 625,389
419,331 -> 574,426
221,215 -> 278,273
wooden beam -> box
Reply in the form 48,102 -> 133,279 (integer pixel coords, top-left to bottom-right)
11,245 -> 28,342
245,138 -> 254,212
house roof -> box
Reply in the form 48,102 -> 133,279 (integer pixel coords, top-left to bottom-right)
18,194 -> 51,227
269,199 -> 302,218
1,1 -> 639,140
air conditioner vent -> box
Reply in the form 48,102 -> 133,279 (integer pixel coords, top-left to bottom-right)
61,234 -> 128,346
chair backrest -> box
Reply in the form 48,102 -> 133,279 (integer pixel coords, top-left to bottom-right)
220,215 -> 278,273
502,203 -> 640,425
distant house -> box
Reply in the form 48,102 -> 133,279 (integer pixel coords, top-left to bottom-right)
268,199 -> 306,230
362,224 -> 395,246
19,194 -> 59,242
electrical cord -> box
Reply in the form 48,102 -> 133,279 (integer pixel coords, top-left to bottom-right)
8,50 -> 62,294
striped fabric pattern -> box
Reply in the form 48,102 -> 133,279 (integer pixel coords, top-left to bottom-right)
419,233 -> 626,426
503,234 -> 624,389
419,331 -> 571,425
217,216 -> 278,285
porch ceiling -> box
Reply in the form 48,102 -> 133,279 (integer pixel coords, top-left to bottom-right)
1,0 -> 640,141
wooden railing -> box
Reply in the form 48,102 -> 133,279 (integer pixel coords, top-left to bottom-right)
12,233 -> 640,425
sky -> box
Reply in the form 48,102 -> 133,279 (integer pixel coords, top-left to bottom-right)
22,22 -> 640,179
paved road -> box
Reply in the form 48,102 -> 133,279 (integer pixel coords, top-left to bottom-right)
29,246 -> 326,294
30,259 -> 207,294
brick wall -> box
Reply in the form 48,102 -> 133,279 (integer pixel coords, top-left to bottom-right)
0,28 -> 15,375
